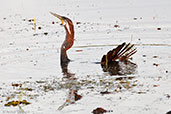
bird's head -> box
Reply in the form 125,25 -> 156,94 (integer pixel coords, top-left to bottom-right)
50,12 -> 65,25
50,12 -> 74,35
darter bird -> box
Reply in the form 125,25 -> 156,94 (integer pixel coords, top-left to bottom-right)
50,12 -> 137,75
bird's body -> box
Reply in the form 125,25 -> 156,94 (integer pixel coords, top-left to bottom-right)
50,12 -> 74,65
51,12 -> 137,75
60,22 -> 74,63
60,18 -> 74,64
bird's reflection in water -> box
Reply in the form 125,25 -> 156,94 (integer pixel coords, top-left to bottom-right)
101,60 -> 137,76
58,62 -> 82,110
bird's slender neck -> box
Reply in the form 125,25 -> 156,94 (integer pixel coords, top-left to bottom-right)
64,23 -> 74,39
60,21 -> 74,65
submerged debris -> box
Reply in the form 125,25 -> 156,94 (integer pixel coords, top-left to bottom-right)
157,27 -> 161,30
114,24 -> 119,28
26,48 -> 29,51
153,63 -> 159,67
153,56 -> 158,58
142,55 -> 146,57
133,17 -> 137,20
165,94 -> 170,99
38,26 -> 42,30
33,33 -> 39,36
28,19 -> 33,22
76,22 -> 81,24
12,83 -> 22,87
74,91 -> 82,101
44,32 -> 48,35
153,84 -> 159,87
75,49 -> 83,52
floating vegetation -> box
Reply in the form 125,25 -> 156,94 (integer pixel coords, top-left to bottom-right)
33,18 -> 36,31
36,80 -> 47,83
115,76 -> 135,81
4,100 -> 31,107
1,74 -> 138,112
43,85 -> 54,92
137,91 -> 147,94
19,88 -> 33,91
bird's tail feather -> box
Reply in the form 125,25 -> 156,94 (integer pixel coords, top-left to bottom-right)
102,42 -> 137,63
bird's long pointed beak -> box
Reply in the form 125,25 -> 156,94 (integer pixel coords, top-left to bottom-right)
50,12 -> 64,24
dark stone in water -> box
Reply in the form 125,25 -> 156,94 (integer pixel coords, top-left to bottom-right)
92,107 -> 107,114
166,111 -> 171,114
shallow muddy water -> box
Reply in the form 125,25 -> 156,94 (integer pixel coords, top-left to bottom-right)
0,0 -> 171,113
